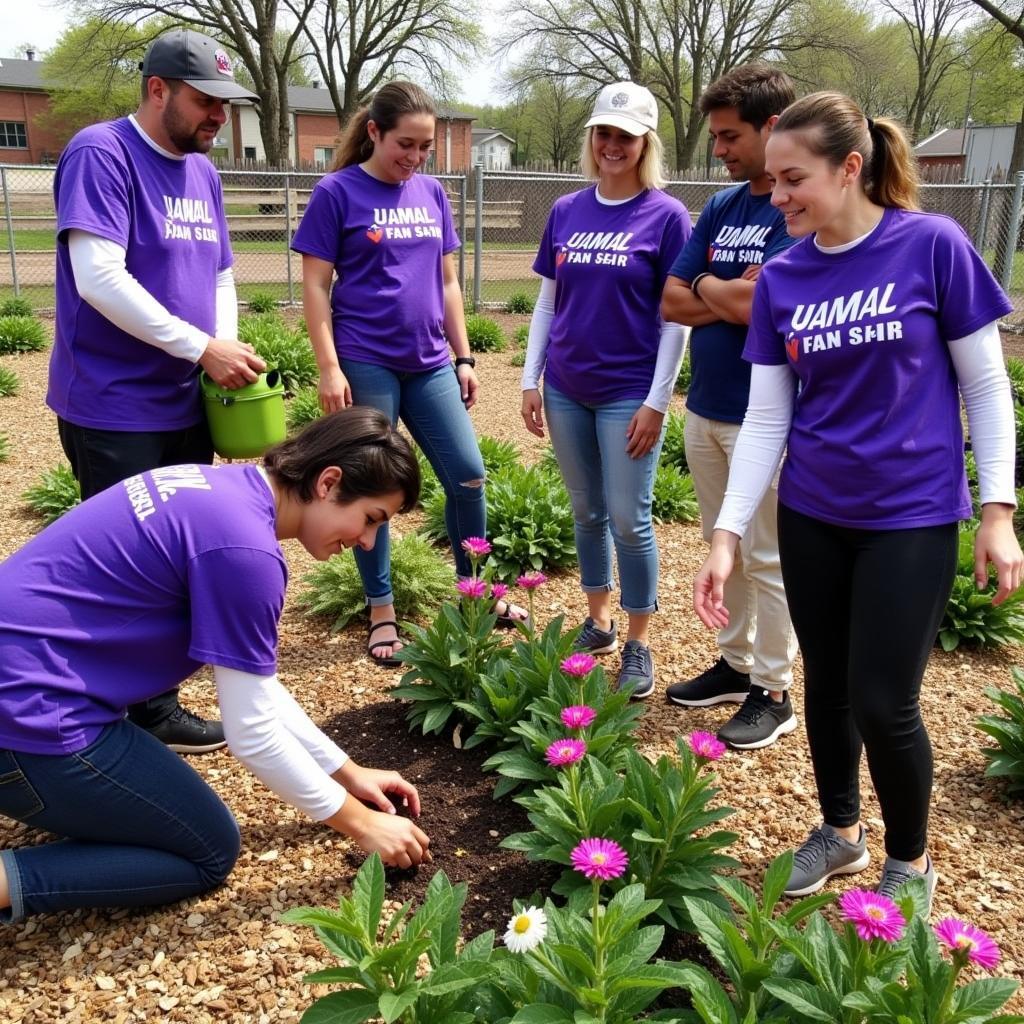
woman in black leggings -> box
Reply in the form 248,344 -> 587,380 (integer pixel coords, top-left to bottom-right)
693,91 -> 1022,908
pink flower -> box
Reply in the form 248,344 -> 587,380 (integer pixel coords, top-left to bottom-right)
491,583 -> 509,601
462,537 -> 492,559
561,705 -> 597,730
517,572 -> 548,590
571,838 -> 628,881
561,653 -> 597,677
838,890 -> 906,944
934,918 -> 1001,970
687,731 -> 726,761
545,738 -> 587,767
456,578 -> 488,599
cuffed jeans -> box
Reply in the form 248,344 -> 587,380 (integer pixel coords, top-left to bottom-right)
341,359 -> 486,603
0,721 -> 240,923
684,411 -> 797,691
544,383 -> 664,614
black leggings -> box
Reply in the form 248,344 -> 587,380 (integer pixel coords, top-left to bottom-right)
777,504 -> 958,861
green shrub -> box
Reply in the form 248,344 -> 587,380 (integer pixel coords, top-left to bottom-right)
296,532 -> 453,630
660,410 -> 687,473
478,434 -> 520,476
505,291 -> 535,314
1007,356 -> 1024,405
238,314 -> 318,392
652,464 -> 700,524
0,432 -> 8,463
510,348 -> 525,367
0,315 -> 47,354
674,350 -> 692,393
513,323 -> 529,347
977,665 -> 1024,796
1016,487 -> 1024,537
413,445 -> 442,507
464,314 -> 506,352
0,365 -> 20,397
246,290 -> 278,313
22,463 -> 81,526
0,297 -> 33,317
285,387 -> 323,433
1016,402 -> 1024,487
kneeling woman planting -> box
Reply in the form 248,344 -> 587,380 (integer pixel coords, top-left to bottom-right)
0,407 -> 430,923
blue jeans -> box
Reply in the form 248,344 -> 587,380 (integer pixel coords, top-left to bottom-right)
341,359 -> 486,602
544,383 -> 665,614
0,721 -> 240,923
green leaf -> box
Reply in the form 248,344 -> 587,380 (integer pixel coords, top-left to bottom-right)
299,989 -> 380,1024
950,977 -> 1020,1020
761,977 -> 840,1022
509,1004 -> 576,1023
352,853 -> 385,942
378,986 -> 420,1023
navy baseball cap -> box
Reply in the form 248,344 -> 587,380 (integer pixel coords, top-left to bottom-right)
141,29 -> 259,101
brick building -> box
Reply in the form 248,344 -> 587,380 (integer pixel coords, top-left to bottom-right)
0,54 -> 70,164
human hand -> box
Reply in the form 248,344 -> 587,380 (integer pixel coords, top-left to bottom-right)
975,505 -> 1024,605
199,338 -> 266,389
456,363 -> 479,409
334,760 -> 422,817
625,404 -> 664,458
694,530 -> 740,629
521,389 -> 545,437
741,264 -> 763,282
318,365 -> 352,413
327,797 -> 432,868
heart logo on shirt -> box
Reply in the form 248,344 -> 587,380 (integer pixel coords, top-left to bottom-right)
785,333 -> 800,362
707,246 -> 715,263
366,226 -> 383,243
555,246 -> 567,266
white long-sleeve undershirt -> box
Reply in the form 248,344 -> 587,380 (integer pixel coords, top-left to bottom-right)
214,665 -> 349,822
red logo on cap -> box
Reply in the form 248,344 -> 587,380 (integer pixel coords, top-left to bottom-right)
214,49 -> 233,76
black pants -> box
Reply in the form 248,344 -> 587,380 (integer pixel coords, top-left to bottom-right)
57,417 -> 215,728
777,503 -> 958,861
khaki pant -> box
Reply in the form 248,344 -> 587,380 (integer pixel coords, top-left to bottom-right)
684,412 -> 797,691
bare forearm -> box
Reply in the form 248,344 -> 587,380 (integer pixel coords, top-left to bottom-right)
302,279 -> 341,373
699,276 -> 756,325
443,279 -> 471,359
661,279 -> 720,327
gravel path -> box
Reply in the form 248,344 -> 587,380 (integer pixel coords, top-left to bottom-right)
1,315 -> 1023,1022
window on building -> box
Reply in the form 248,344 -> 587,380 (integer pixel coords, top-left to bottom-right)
313,146 -> 334,167
0,122 -> 28,149
243,146 -> 257,160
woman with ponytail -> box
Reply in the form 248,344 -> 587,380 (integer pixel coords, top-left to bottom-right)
292,82 -> 526,667
693,91 -> 1021,908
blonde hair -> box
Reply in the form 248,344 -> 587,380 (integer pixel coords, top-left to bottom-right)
774,91 -> 919,210
331,81 -> 436,172
579,126 -> 666,190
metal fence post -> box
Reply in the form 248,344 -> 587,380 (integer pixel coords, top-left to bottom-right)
284,171 -> 294,306
999,171 -> 1024,295
1,167 -> 18,298
975,179 -> 992,253
458,175 -> 467,294
474,164 -> 483,312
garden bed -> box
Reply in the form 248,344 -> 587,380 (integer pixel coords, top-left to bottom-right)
1,316 -> 1024,1022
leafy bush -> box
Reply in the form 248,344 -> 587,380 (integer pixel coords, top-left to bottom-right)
1016,487 -> 1024,537
674,350 -> 692,393
478,434 -> 521,476
977,665 -> 1024,796
238,314 -> 318,391
465,313 -> 506,352
660,411 -> 687,473
0,432 -> 8,463
513,323 -> 529,347
652,464 -> 700,524
510,348 -> 526,367
246,290 -> 278,313
0,297 -> 33,317
22,463 -> 81,526
0,315 -> 47,354
1006,355 -> 1024,405
296,532 -> 453,630
1016,402 -> 1024,487
0,365 -> 20,397
285,386 -> 322,433
505,291 -> 535,314
413,445 -> 442,507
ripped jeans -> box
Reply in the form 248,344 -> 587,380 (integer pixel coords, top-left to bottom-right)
341,358 -> 486,603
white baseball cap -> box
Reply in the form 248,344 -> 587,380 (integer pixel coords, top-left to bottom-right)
585,82 -> 658,136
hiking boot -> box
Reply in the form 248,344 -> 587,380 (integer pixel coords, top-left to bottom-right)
717,688 -> 797,750
784,824 -> 870,897
666,656 -> 750,707
146,704 -> 227,754
617,640 -> 654,699
575,617 -> 618,655
877,855 -> 937,917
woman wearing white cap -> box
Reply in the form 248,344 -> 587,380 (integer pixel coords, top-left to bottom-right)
520,82 -> 690,697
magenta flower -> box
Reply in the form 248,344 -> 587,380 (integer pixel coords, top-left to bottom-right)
687,731 -> 726,761
934,918 -> 1000,970
456,578 -> 488,599
545,738 -> 587,767
517,572 -> 548,590
561,705 -> 597,730
491,582 -> 509,601
561,653 -> 597,677
838,890 -> 906,944
571,838 -> 628,881
462,537 -> 492,559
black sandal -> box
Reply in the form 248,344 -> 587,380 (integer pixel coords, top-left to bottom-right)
494,600 -> 532,631
367,620 -> 405,668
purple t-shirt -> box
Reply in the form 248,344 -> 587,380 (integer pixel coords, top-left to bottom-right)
745,207 -> 1013,529
0,464 -> 286,755
48,117 -> 232,431
533,186 -> 691,404
290,165 -> 460,373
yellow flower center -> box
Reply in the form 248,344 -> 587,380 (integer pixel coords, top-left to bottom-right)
955,935 -> 975,951
592,853 -> 607,865
513,915 -> 532,934
866,906 -> 885,921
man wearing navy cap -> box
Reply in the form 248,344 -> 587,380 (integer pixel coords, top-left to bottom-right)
48,29 -> 267,753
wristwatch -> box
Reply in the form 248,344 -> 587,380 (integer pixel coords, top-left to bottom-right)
454,356 -> 476,368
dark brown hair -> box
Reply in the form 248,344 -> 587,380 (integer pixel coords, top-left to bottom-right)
263,406 -> 419,510
774,91 -> 919,210
699,64 -> 796,129
331,81 -> 436,171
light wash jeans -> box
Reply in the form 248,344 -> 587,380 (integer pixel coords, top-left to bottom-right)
341,359 -> 486,604
544,383 -> 665,614
684,411 -> 797,691
0,721 -> 240,923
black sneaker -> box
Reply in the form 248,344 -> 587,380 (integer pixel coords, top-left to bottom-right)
574,617 -> 618,655
146,704 -> 227,754
617,640 -> 654,699
717,688 -> 798,750
784,824 -> 870,897
666,657 -> 750,707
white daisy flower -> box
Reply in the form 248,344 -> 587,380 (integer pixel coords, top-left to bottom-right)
503,905 -> 548,953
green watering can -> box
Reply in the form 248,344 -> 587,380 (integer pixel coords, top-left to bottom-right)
201,369 -> 286,459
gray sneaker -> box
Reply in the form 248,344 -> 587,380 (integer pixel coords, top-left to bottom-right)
617,640 -> 654,699
575,617 -> 618,655
784,824 -> 870,897
877,855 -> 937,917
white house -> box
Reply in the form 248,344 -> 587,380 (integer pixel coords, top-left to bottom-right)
471,128 -> 516,170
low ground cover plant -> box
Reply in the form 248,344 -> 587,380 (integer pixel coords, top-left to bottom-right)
0,432 -> 8,463
285,386 -> 323,433
22,463 -> 81,526
0,297 -> 33,317
660,411 -> 687,474
652,464 -> 699,524
246,290 -> 278,313
505,292 -> 535,315
977,665 -> 1024,796
465,314 -> 506,352
238,313 -> 318,391
0,365 -> 20,397
0,315 -> 47,354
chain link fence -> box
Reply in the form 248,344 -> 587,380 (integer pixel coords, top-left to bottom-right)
2,164 -> 1023,316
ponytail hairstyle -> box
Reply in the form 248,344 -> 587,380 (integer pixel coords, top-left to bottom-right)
331,81 -> 437,171
774,91 -> 919,211
263,406 -> 420,511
